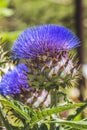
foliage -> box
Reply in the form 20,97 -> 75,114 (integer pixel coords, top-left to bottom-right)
0,97 -> 87,130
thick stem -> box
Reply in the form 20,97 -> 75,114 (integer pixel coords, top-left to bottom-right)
50,89 -> 57,130
51,89 -> 57,107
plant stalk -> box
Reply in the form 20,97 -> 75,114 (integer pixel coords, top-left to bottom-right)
50,89 -> 57,130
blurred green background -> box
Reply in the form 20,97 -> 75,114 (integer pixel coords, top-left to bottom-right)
0,0 -> 86,58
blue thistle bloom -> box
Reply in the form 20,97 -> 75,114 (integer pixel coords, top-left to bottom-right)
12,24 -> 80,59
0,64 -> 29,95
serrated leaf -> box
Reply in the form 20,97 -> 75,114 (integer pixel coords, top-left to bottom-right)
0,97 -> 35,123
47,119 -> 87,130
0,107 -> 13,130
30,103 -> 86,127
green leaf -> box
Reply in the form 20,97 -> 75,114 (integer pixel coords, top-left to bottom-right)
0,97 -> 87,129
0,97 -> 34,123
30,102 -> 86,127
67,103 -> 87,121
0,107 -> 13,130
45,119 -> 87,130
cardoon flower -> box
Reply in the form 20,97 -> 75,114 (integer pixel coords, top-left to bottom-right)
11,25 -> 80,90
0,63 -> 29,95
12,24 -> 80,59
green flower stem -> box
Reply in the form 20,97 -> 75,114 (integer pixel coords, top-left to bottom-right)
51,89 -> 57,107
50,89 -> 57,130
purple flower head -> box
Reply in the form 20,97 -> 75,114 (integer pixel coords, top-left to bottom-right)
12,24 -> 80,59
0,63 -> 29,95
